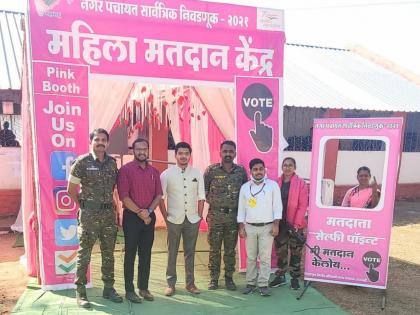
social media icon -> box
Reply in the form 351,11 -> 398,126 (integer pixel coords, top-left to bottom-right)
55,250 -> 77,275
50,151 -> 76,181
54,219 -> 78,246
54,187 -> 77,214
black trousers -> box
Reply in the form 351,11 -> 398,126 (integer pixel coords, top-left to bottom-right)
123,209 -> 156,292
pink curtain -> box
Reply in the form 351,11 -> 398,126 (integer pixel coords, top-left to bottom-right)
21,44 -> 39,278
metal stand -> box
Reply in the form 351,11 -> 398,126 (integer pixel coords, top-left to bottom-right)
296,280 -> 387,312
296,280 -> 311,300
381,289 -> 387,310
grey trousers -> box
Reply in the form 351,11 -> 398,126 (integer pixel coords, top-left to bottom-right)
166,217 -> 200,287
245,223 -> 274,287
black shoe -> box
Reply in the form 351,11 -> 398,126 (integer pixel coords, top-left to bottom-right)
290,278 -> 300,290
225,277 -> 237,291
208,279 -> 219,290
242,284 -> 256,294
103,287 -> 123,303
269,275 -> 287,288
125,291 -> 142,303
76,291 -> 91,309
259,286 -> 271,296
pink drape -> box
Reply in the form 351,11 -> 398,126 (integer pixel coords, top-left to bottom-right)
21,44 -> 39,278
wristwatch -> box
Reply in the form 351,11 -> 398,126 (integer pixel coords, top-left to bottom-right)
147,207 -> 153,214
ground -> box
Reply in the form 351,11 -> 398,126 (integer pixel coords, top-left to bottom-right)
312,201 -> 420,315
0,232 -> 28,315
0,201 -> 419,314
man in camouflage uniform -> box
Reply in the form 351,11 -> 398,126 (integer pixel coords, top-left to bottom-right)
204,140 -> 248,290
67,128 -> 123,308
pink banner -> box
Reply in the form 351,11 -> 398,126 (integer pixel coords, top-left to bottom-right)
235,76 -> 282,271
32,61 -> 90,289
304,118 -> 403,289
29,0 -> 285,83
28,0 -> 284,289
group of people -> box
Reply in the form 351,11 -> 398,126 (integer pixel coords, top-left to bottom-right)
67,128 -> 309,308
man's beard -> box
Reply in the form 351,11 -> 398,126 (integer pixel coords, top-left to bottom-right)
136,155 -> 147,162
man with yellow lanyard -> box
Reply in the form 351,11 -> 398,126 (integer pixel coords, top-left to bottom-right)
237,158 -> 282,297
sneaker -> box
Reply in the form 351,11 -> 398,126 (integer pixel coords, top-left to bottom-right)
242,284 -> 256,294
103,287 -> 123,303
269,275 -> 287,288
208,279 -> 219,290
125,291 -> 142,303
76,291 -> 91,309
164,286 -> 175,296
225,277 -> 237,291
186,283 -> 201,294
290,278 -> 300,290
139,289 -> 154,301
259,286 -> 271,296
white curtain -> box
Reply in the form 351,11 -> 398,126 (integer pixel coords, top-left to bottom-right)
194,86 -> 234,140
89,77 -> 135,131
11,205 -> 23,233
164,87 -> 181,144
189,90 -> 210,173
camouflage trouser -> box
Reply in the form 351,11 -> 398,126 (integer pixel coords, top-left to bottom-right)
274,229 -> 303,279
75,207 -> 117,290
207,215 -> 238,280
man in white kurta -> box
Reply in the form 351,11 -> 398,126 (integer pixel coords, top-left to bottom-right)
237,158 -> 282,296
159,142 -> 205,296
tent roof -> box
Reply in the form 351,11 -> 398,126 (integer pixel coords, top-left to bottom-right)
0,11 -> 23,91
284,43 -> 420,112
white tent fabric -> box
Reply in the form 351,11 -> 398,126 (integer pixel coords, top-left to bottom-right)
11,205 -> 23,233
88,78 -> 233,173
190,90 -> 210,172
89,77 -> 135,131
194,86 -> 234,140
165,89 -> 181,144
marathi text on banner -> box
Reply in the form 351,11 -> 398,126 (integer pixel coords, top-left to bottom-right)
235,36 -> 274,76
81,0 -> 138,16
144,38 -> 229,72
46,20 -> 275,75
46,20 -> 137,66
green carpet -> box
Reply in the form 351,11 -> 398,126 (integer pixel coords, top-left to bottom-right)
13,230 -> 347,315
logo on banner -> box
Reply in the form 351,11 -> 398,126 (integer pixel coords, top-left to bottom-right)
34,0 -> 62,17
54,219 -> 78,246
363,251 -> 382,282
53,187 -> 78,214
257,8 -> 284,31
50,151 -> 76,180
55,250 -> 77,274
242,83 -> 273,153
